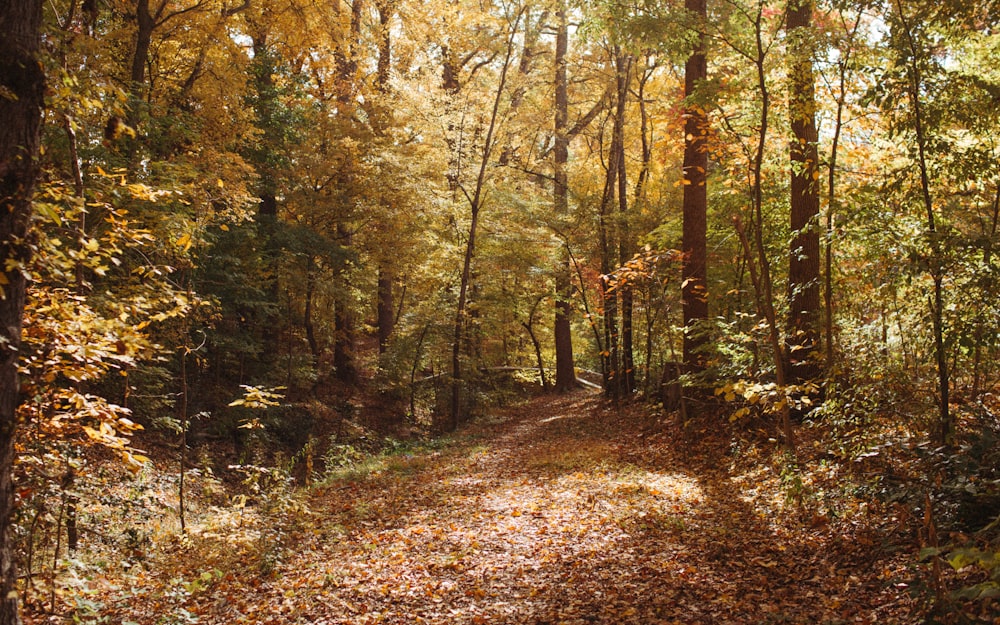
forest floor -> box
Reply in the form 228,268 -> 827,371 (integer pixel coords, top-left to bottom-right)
31,392 -> 924,624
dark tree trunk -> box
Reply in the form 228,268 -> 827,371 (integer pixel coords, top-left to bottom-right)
552,1 -> 576,392
523,299 -> 549,392
331,0 -> 364,383
334,224 -> 357,384
599,110 -> 621,397
786,0 -> 821,383
682,0 -> 709,369
615,53 -> 635,395
375,0 -> 392,90
0,2 -> 45,622
130,0 -> 154,96
333,301 -> 357,383
375,3 -> 396,355
304,260 -> 319,363
377,268 -> 394,353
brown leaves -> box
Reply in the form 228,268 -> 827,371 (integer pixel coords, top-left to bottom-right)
30,394 -> 917,625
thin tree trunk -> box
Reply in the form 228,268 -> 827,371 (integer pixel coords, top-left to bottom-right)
63,468 -> 78,553
738,7 -> 794,452
334,225 -> 357,384
599,118 -> 620,399
523,298 -> 549,391
893,0 -> 949,446
377,268 -> 394,353
0,2 -> 45,621
451,9 -> 523,429
304,259 -> 319,364
616,52 -> 636,395
824,11 -> 861,371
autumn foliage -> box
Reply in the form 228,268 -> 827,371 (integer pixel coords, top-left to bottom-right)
0,0 -> 998,623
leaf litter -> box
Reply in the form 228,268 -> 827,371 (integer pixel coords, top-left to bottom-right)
37,393 -> 918,624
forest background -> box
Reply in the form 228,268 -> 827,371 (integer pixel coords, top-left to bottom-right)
1,0 -> 1000,622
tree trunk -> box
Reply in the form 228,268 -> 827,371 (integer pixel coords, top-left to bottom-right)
615,52 -> 635,396
786,0 -> 821,383
891,0 -> 949,445
331,1 -> 364,383
0,2 -> 45,622
377,268 -> 394,354
523,298 -> 549,391
334,230 -> 357,383
451,9 -> 522,429
130,0 -> 154,97
304,259 -> 319,364
552,1 -> 576,392
824,9 -> 862,372
746,10 -> 794,452
681,0 -> 709,369
375,0 -> 396,355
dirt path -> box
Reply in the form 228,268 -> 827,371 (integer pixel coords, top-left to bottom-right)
154,393 -> 911,624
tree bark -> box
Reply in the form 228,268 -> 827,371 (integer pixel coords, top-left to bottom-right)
334,224 -> 357,384
598,107 -> 620,396
130,0 -> 154,96
375,1 -> 396,355
681,0 -> 709,369
786,0 -> 821,383
331,0 -> 364,383
0,2 -> 45,622
552,1 -> 576,392
304,260 -> 319,364
377,268 -> 395,354
614,53 -> 635,395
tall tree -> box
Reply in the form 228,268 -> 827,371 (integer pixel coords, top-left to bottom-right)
681,0 -> 709,370
786,0 -> 821,382
332,0 -> 366,383
597,48 -> 626,399
0,2 -> 45,623
887,0 -> 949,445
450,7 -> 523,429
375,0 -> 397,354
614,51 -> 636,395
552,0 -> 576,392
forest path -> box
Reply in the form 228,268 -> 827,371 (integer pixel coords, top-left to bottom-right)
178,393 -> 905,624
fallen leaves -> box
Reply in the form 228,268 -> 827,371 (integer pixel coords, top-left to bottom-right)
27,394 -> 920,624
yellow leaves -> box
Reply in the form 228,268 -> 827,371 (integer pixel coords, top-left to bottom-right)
229,385 -> 286,409
716,379 -> 819,420
176,232 -> 193,252
122,450 -> 150,474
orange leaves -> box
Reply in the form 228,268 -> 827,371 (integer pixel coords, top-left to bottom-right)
36,394 -> 915,625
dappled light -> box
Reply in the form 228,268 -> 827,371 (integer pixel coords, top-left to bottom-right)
45,394 -> 917,624
2,0 -> 999,623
